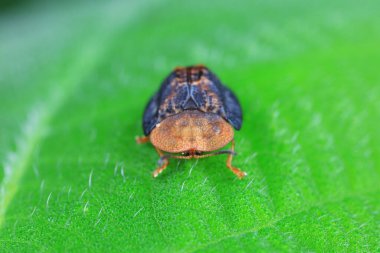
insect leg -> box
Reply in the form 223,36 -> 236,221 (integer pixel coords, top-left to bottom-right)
135,136 -> 150,144
152,147 -> 169,178
226,139 -> 247,179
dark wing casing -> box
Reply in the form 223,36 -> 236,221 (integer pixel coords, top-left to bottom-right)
142,66 -> 243,135
142,71 -> 177,136
207,70 -> 243,130
142,93 -> 159,136
220,85 -> 243,130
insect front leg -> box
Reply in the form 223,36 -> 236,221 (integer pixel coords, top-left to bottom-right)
152,147 -> 169,178
135,136 -> 150,144
226,139 -> 247,179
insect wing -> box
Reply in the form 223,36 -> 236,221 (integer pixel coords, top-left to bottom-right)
142,93 -> 159,135
221,85 -> 243,130
207,70 -> 243,130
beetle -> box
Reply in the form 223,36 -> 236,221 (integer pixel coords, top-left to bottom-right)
136,65 -> 247,179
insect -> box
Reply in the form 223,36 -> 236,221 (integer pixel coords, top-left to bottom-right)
136,65 -> 247,179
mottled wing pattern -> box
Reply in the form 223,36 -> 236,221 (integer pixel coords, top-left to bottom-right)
156,66 -> 227,125
142,66 -> 243,135
142,71 -> 177,135
206,70 -> 243,129
220,85 -> 243,130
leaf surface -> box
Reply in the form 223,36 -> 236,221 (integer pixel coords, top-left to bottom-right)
1,0 -> 380,252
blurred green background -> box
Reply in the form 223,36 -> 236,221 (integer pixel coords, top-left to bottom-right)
1,0 -> 380,252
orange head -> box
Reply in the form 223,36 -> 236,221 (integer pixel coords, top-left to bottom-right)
150,110 -> 234,154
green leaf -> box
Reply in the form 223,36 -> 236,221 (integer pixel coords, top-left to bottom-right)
1,0 -> 380,252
